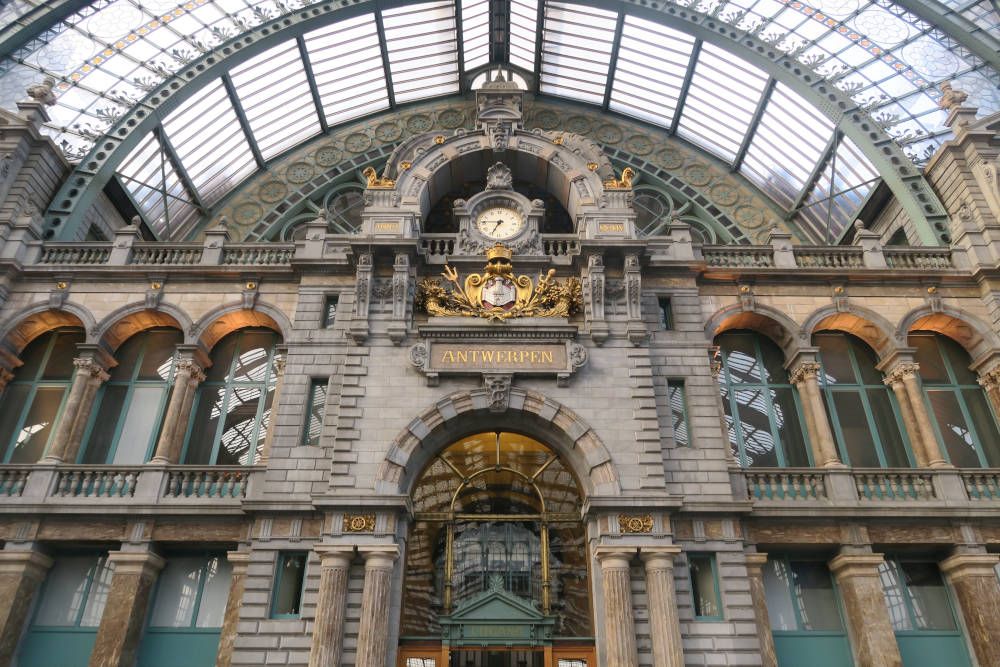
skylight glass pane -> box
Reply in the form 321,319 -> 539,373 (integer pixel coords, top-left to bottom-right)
742,83 -> 834,209
117,131 -> 197,238
509,0 -> 540,71
539,1 -> 617,105
461,0 -> 490,70
304,14 -> 390,126
229,40 -> 321,161
161,78 -> 257,207
797,136 -> 878,243
609,15 -> 695,128
382,0 -> 460,104
678,42 -> 768,162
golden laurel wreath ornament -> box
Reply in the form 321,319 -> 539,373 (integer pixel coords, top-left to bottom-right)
416,243 -> 583,321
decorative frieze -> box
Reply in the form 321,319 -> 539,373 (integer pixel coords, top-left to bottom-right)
343,514 -> 376,533
618,514 -> 654,533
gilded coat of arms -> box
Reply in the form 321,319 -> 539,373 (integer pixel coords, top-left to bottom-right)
416,243 -> 582,321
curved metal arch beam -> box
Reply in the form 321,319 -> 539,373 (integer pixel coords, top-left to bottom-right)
44,0 -> 949,244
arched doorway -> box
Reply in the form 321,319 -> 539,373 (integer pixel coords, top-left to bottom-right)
398,432 -> 594,667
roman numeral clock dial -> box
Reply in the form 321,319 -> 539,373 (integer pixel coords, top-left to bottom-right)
475,206 -> 525,240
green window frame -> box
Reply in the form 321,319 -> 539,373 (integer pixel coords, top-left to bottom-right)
80,329 -> 180,464
910,332 -> 1000,468
666,379 -> 690,446
0,329 -> 83,463
146,553 -> 232,630
181,329 -> 280,466
271,552 -> 308,619
717,331 -> 812,467
301,379 -> 327,447
688,554 -> 722,620
31,553 -> 113,629
815,332 -> 912,468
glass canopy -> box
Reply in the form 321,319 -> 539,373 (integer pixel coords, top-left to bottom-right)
0,0 -> 997,241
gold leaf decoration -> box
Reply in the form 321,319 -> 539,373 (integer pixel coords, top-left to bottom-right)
603,167 -> 635,190
618,514 -> 654,533
343,513 -> 376,533
416,243 -> 582,321
362,166 -> 395,189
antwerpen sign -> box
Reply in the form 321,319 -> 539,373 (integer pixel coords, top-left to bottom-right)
409,340 -> 587,386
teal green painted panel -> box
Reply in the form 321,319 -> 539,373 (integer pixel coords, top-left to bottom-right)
897,634 -> 971,667
18,629 -> 97,667
136,630 -> 221,667
774,633 -> 853,667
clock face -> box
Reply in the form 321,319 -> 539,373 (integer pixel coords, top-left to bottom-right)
475,206 -> 525,240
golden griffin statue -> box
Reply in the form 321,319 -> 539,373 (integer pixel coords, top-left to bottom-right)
416,243 -> 583,321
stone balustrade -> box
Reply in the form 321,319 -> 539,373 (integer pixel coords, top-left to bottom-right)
131,244 -> 204,265
745,469 -> 828,500
743,468 -> 991,504
884,247 -> 953,270
0,465 -> 259,508
702,246 -> 775,267
793,246 -> 865,269
963,471 -> 1000,499
854,470 -> 937,500
38,244 -> 111,265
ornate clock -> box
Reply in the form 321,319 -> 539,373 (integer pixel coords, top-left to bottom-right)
451,162 -> 545,255
475,205 -> 525,240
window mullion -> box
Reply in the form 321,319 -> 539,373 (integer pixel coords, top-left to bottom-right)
187,561 -> 208,629
73,559 -> 100,627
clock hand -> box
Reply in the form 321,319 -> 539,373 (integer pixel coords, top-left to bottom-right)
493,220 -> 503,232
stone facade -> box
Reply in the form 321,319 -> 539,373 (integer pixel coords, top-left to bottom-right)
0,77 -> 997,667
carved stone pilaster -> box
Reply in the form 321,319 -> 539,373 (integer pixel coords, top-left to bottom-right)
350,253 -> 373,344
388,252 -> 411,345
584,253 -> 608,345
483,373 -> 512,413
624,253 -> 646,346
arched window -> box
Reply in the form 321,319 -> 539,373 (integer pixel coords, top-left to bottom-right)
814,332 -> 911,467
181,328 -> 280,466
716,331 -> 810,467
401,432 -> 591,645
0,329 -> 83,463
81,329 -> 181,464
910,332 -> 1000,467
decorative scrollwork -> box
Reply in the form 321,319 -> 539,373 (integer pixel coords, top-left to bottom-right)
343,513 -> 376,532
416,243 -> 582,321
618,514 -> 654,534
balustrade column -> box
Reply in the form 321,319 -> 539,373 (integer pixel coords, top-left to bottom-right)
939,550 -> 1000,667
88,548 -> 164,667
789,361 -> 842,467
307,547 -> 353,667
149,357 -> 205,464
258,352 -> 286,464
355,547 -> 398,667
216,551 -> 250,667
828,550 -> 902,667
743,552 -> 778,667
0,546 -> 52,666
43,355 -> 109,463
595,548 -> 639,667
884,362 -> 948,467
641,547 -> 684,667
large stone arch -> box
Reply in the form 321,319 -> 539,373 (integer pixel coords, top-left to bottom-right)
375,388 -> 621,498
896,305 -> 1000,362
0,300 -> 97,362
704,302 -> 802,360
802,304 -> 898,358
190,301 -> 292,352
93,301 -> 194,352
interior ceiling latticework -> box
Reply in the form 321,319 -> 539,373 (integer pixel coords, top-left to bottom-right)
0,0 -> 997,243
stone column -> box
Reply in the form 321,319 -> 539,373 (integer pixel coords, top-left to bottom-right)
939,550 -> 1000,667
258,351 -> 286,464
43,355 -> 109,463
595,548 -> 639,667
0,368 -> 14,399
976,366 -> 1000,424
743,552 -> 778,667
789,361 -> 842,467
216,550 -> 250,667
308,547 -> 354,667
149,356 -> 205,464
89,549 -> 165,667
883,370 -> 927,466
883,362 -> 948,467
641,547 -> 684,667
828,550 -> 902,667
0,546 -> 52,666
355,547 -> 398,667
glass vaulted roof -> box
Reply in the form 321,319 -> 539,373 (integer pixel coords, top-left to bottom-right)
0,0 -> 997,241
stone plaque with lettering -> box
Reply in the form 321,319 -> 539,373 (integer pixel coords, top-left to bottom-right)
409,340 -> 587,386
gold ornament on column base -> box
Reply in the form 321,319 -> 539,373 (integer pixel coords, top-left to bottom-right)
416,243 -> 582,321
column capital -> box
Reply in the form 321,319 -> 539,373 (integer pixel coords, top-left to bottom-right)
743,552 -> 769,570
594,546 -> 636,568
226,550 -> 251,573
882,361 -> 920,386
828,551 -> 885,578
106,550 -> 165,577
0,550 -> 53,577
315,546 -> 355,568
73,356 -> 109,382
359,545 -> 398,570
174,357 -> 206,383
788,360 -> 822,385
939,553 -> 1000,580
976,365 -> 1000,391
639,546 -> 681,568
